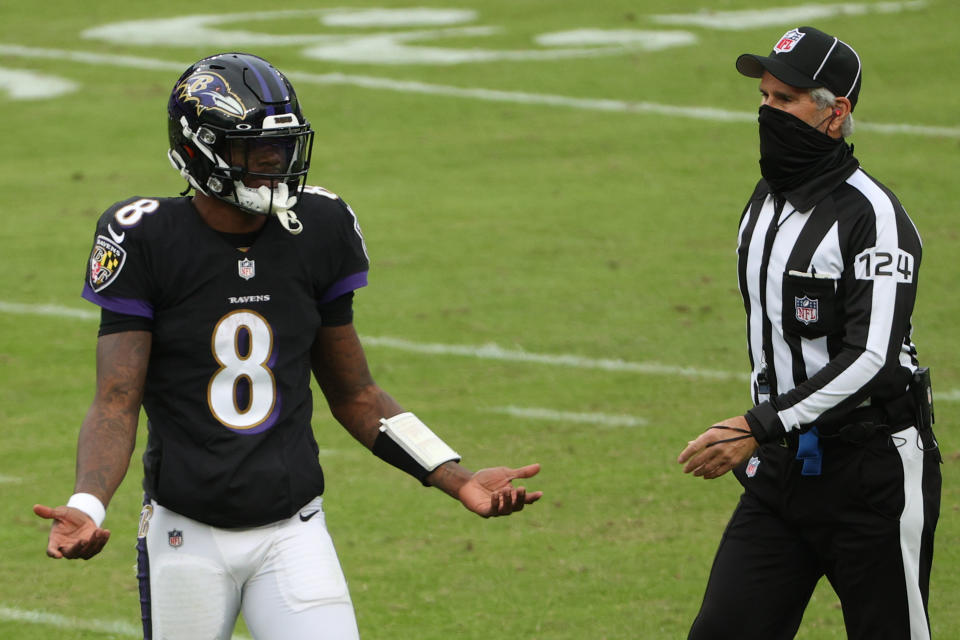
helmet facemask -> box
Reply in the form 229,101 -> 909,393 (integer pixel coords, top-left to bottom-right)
166,53 -> 316,235
170,114 -> 314,234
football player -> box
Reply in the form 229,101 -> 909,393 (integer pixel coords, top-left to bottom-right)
34,52 -> 542,640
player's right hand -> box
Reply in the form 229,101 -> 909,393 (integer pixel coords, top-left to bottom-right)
33,504 -> 111,560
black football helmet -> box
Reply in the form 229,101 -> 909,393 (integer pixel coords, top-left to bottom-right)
167,52 -> 314,233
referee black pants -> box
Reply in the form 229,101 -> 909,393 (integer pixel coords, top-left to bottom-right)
688,427 -> 941,640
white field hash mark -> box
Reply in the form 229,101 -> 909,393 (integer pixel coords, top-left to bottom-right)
2,300 -> 957,402
0,44 -> 958,139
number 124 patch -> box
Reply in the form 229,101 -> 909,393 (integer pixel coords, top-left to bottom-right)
854,247 -> 915,284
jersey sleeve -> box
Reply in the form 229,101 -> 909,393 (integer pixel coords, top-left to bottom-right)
317,198 -> 370,304
80,198 -> 157,319
98,307 -> 154,336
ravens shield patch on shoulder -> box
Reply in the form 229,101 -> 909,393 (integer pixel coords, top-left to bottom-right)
88,235 -> 127,292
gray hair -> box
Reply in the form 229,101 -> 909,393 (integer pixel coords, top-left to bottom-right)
810,87 -> 855,137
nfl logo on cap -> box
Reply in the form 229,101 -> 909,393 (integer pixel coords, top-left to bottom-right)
736,26 -> 863,111
774,29 -> 805,54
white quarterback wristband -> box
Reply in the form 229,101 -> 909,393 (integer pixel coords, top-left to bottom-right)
378,412 -> 461,472
67,493 -> 106,527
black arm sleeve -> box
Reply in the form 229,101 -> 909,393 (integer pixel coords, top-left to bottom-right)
318,292 -> 355,327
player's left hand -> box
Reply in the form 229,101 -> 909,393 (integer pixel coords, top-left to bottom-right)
458,463 -> 543,517
678,416 -> 757,480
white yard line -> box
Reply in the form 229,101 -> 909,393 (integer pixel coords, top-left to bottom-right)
0,300 -> 97,320
4,301 -> 957,403
937,389 -> 960,402
490,406 -> 646,428
0,606 -> 140,636
0,605 -> 253,640
361,335 -> 744,380
0,44 -> 958,138
0,301 -> 740,380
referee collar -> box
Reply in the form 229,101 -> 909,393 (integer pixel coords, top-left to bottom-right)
765,153 -> 859,212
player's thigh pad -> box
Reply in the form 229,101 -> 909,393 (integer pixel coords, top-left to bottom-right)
241,498 -> 358,640
145,503 -> 241,640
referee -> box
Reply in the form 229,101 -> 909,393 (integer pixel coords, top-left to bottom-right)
677,26 -> 941,639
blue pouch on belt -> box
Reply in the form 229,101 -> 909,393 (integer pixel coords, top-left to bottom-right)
796,426 -> 822,476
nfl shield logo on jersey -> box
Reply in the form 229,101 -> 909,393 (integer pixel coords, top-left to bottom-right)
774,29 -> 805,54
746,455 -> 761,478
795,296 -> 819,325
238,258 -> 256,280
167,529 -> 184,548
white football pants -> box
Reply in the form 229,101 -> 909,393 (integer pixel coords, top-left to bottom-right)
138,496 -> 360,640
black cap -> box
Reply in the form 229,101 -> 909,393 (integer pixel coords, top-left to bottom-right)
736,26 -> 862,110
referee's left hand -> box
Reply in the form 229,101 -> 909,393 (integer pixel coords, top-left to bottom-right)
678,416 -> 757,480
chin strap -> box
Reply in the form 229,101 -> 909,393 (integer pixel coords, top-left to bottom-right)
170,139 -> 304,235
234,182 -> 303,235
274,207 -> 303,235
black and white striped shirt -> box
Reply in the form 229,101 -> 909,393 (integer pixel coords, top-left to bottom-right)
737,162 -> 922,443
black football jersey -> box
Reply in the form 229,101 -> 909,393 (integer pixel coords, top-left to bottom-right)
81,187 -> 369,527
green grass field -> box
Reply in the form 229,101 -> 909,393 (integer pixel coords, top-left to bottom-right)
1,1 -> 957,638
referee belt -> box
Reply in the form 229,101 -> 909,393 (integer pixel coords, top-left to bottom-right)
788,393 -> 916,448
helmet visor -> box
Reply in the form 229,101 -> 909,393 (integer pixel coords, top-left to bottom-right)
224,127 -> 314,189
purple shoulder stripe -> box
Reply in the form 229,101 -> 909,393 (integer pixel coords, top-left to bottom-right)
82,284 -> 155,319
319,271 -> 368,304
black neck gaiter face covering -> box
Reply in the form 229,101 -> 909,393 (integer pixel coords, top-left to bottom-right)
758,104 -> 852,195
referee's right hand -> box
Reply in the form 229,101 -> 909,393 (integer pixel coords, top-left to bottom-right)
678,416 -> 757,480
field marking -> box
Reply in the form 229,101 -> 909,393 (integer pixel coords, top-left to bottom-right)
490,406 -> 647,428
0,605 -> 253,640
0,606 -> 140,637
360,335 -> 744,380
1,44 -> 958,139
3,301 -> 958,402
0,44 -> 185,71
0,67 -> 77,99
0,300 -> 741,380
79,9 -> 694,65
0,475 -> 22,484
321,8 -> 476,28
651,1 -> 927,30
78,5 -> 926,65
938,389 -> 960,402
0,300 -> 98,320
